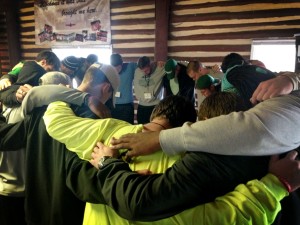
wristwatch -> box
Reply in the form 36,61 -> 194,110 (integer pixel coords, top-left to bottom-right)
98,156 -> 113,169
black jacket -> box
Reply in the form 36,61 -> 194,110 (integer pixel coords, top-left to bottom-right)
226,65 -> 276,108
65,150 -> 269,220
0,61 -> 46,108
0,103 -> 96,225
164,63 -> 195,104
65,149 -> 300,225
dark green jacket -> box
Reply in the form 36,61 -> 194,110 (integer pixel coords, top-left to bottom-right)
65,149 -> 300,225
0,102 -> 96,225
0,61 -> 46,108
65,149 -> 270,220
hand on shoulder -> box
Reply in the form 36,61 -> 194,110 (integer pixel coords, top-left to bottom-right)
250,73 -> 294,105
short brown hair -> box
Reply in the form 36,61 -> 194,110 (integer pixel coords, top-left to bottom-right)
186,60 -> 203,74
137,56 -> 150,69
150,95 -> 197,128
198,92 -> 247,120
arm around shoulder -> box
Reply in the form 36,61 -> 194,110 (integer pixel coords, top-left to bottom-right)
279,72 -> 300,91
21,85 -> 89,117
206,173 -> 288,225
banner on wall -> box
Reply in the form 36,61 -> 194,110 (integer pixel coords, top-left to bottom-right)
34,0 -> 111,45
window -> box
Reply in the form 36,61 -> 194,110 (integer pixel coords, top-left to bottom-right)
52,45 -> 112,87
52,45 -> 112,64
251,39 -> 295,73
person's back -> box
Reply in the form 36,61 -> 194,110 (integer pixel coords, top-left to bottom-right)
26,64 -> 118,225
0,72 -> 72,225
43,95 -> 198,225
79,92 -> 270,224
83,151 -> 181,225
24,106 -> 88,224
177,91 -> 300,225
0,97 -> 89,225
0,50 -> 61,108
0,51 -> 62,225
0,61 -> 25,90
0,64 -> 119,225
221,52 -> 276,109
105,73 -> 300,225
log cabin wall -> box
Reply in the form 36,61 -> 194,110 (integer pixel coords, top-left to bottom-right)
15,0 -> 157,65
168,0 -> 300,66
0,0 -> 300,74
0,1 -> 21,75
0,11 -> 9,75
111,0 -> 156,62
19,0 -> 52,61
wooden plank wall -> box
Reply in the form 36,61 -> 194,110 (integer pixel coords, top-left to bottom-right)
16,0 -> 156,63
9,0 -> 300,67
0,11 -> 9,75
169,0 -> 300,66
19,0 -> 52,61
168,0 -> 300,65
111,0 -> 156,62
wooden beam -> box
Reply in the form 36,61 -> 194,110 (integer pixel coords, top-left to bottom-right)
0,0 -> 22,67
154,0 -> 171,61
6,3 -> 22,66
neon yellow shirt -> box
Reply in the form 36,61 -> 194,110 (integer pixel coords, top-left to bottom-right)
44,101 -> 288,225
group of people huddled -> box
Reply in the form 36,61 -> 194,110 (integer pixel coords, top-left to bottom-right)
0,50 -> 300,225
110,52 -> 276,125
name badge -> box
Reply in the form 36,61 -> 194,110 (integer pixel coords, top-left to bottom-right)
144,92 -> 152,99
115,91 -> 121,98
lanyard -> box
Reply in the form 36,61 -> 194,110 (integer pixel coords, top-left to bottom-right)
144,75 -> 150,87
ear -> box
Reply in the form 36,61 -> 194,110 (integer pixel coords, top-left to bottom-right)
39,59 -> 47,66
116,65 -> 122,73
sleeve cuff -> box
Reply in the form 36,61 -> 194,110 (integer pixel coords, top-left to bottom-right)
280,72 -> 300,91
260,173 -> 289,200
160,126 -> 185,155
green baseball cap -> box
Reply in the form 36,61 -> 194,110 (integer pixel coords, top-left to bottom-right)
164,59 -> 177,79
196,74 -> 219,90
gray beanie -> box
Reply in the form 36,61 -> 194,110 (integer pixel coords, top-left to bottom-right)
39,71 -> 72,87
90,63 -> 120,106
61,56 -> 81,72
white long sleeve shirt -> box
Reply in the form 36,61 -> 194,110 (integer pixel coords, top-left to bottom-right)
161,89 -> 300,156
